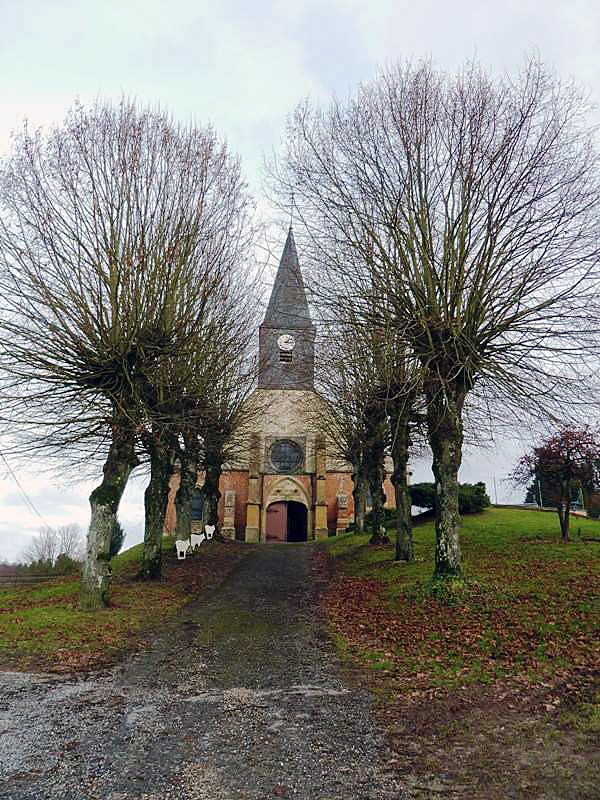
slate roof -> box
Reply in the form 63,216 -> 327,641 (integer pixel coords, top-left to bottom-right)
262,227 -> 314,330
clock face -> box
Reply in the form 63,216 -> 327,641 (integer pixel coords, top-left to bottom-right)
277,334 -> 296,351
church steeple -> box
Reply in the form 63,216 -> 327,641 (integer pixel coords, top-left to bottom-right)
258,228 -> 315,390
262,227 -> 313,330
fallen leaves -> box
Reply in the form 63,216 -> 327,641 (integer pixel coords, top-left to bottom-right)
0,540 -> 252,673
320,522 -> 600,693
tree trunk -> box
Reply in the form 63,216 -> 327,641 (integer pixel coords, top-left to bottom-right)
427,383 -> 465,578
352,457 -> 368,534
364,400 -> 389,545
80,424 -> 137,610
558,500 -> 571,542
365,410 -> 390,544
367,464 -> 388,544
175,447 -> 198,540
390,418 -> 413,562
202,461 -> 222,532
140,436 -> 175,580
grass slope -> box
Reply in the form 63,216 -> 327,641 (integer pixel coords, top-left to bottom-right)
324,507 -> 600,688
0,537 -> 251,673
322,507 -> 600,798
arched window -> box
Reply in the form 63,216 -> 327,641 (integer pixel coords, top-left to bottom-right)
269,440 -> 303,473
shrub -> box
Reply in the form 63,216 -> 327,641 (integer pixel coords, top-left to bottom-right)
110,520 -> 126,558
360,482 -> 490,530
364,507 -> 397,530
409,481 -> 490,514
409,483 -> 436,510
586,493 -> 600,519
54,553 -> 81,574
16,554 -> 81,576
459,482 -> 491,513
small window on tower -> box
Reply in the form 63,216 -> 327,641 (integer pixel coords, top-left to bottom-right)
279,349 -> 292,362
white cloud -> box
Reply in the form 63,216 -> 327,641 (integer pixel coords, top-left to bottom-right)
0,467 -> 145,563
1,0 -> 597,553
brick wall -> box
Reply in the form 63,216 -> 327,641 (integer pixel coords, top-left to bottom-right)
163,472 -> 180,534
383,475 -> 396,509
217,470 -> 249,539
325,472 -> 355,531
164,466 -> 398,539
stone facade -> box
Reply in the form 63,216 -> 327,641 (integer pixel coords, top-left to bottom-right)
164,227 -> 398,543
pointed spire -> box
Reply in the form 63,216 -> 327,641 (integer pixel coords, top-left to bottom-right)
262,227 -> 313,330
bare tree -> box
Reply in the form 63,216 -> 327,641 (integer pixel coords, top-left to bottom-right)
0,100 -> 254,607
58,523 -> 84,561
22,526 -> 59,565
275,58 -> 600,579
315,335 -> 373,536
376,330 -> 424,561
22,523 -> 83,564
139,276 -> 259,576
315,315 -> 422,556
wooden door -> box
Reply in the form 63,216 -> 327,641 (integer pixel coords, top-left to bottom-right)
266,502 -> 287,542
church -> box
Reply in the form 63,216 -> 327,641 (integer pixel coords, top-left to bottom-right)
164,228 -> 394,542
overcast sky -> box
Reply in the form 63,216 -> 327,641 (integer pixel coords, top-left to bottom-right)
1,0 -> 599,560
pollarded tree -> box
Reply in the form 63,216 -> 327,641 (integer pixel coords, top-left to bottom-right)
275,58 -> 600,579
376,329 -> 424,561
140,288 -> 259,575
314,325 -> 383,537
513,428 -> 600,541
0,100 -> 254,607
137,293 -> 251,578
315,313 -> 422,556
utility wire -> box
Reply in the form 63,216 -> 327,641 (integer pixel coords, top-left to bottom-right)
0,448 -> 51,527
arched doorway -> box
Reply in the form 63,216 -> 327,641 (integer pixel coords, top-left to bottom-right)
287,501 -> 308,542
265,501 -> 308,543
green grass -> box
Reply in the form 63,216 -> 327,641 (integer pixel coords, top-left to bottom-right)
195,606 -> 275,646
323,507 -> 600,691
561,694 -> 600,733
0,536 -> 251,673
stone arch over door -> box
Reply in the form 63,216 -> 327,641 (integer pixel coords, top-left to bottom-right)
262,476 -> 311,542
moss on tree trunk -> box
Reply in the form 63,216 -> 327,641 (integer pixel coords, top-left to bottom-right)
391,419 -> 413,562
352,461 -> 368,534
175,451 -> 197,540
140,436 -> 175,580
80,424 -> 136,610
364,401 -> 389,545
202,460 -> 222,532
427,383 -> 464,578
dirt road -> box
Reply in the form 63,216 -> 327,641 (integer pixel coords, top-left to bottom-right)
0,544 -> 406,799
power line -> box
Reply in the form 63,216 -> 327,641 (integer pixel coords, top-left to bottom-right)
0,448 -> 50,527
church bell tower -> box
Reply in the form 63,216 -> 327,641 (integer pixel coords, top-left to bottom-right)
258,227 -> 315,390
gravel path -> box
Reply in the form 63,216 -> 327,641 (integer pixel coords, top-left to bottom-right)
0,544 -> 406,799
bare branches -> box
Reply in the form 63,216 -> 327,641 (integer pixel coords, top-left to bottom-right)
0,99 -> 255,466
22,523 -> 84,564
273,57 -> 600,579
277,60 -> 600,394
0,99 -> 257,606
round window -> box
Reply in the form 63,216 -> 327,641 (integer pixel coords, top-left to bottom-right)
270,440 -> 303,473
